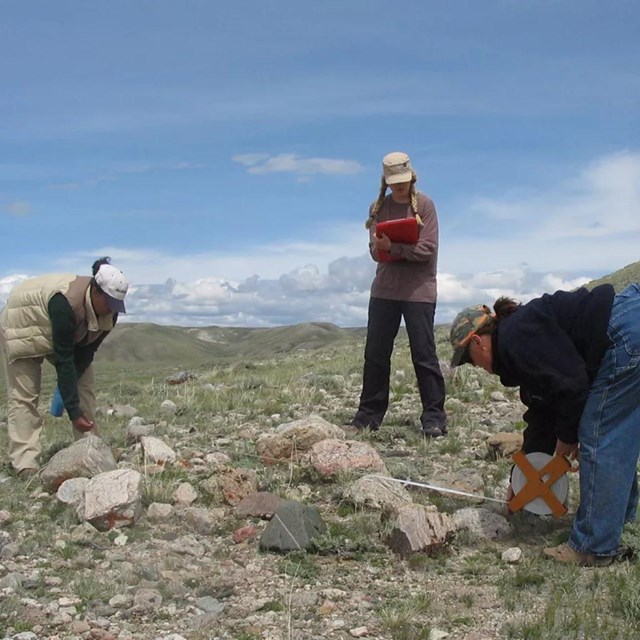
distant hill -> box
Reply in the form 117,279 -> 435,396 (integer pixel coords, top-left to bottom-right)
98,259 -> 640,366
97,321 -> 368,364
8,261 -> 637,371
585,260 -> 640,292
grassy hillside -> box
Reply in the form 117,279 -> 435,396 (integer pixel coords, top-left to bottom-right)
98,323 -> 221,363
3,316 -> 640,639
3,258 -> 637,377
97,321 -> 368,365
586,260 -> 640,291
93,258 -> 640,366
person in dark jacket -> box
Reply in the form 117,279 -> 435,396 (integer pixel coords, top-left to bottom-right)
449,283 -> 640,566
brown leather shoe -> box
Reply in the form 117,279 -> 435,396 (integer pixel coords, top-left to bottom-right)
543,542 -> 613,567
17,468 -> 39,481
422,424 -> 447,438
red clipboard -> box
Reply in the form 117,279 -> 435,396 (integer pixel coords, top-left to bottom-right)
375,217 -> 420,262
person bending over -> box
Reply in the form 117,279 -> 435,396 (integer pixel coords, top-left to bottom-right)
0,258 -> 129,478
450,283 -> 640,565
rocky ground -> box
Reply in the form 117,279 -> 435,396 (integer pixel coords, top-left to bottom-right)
0,343 -> 637,640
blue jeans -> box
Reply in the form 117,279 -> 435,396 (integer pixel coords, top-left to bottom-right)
569,284 -> 640,556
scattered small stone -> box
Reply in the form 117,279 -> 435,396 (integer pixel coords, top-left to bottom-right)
166,371 -> 196,385
160,399 -> 178,414
232,524 -> 259,544
146,502 -> 174,521
107,404 -> 138,418
235,491 -> 283,519
502,547 -> 523,564
195,596 -> 225,614
173,482 -> 198,506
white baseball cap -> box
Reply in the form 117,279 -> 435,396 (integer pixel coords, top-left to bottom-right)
382,151 -> 414,184
95,264 -> 129,314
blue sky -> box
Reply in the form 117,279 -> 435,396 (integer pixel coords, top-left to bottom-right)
1,0 -> 639,327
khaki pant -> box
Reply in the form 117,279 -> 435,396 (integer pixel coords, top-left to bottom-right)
0,334 -> 97,472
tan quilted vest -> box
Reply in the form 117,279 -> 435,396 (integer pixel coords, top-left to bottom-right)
0,273 -> 110,363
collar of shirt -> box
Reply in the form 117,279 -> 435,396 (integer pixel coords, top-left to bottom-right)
85,287 -> 115,333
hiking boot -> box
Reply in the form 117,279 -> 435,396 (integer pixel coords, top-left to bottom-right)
422,424 -> 448,438
17,468 -> 39,481
348,414 -> 381,432
341,423 -> 362,435
543,542 -> 614,567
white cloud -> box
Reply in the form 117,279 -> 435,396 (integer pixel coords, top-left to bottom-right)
539,273 -> 591,293
0,261 -> 615,329
2,152 -> 637,328
467,151 -> 640,240
233,153 -> 363,177
171,279 -> 234,304
441,151 -> 640,275
0,274 -> 29,297
49,162 -> 204,190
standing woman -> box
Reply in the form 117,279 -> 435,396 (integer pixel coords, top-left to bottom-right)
351,152 -> 447,437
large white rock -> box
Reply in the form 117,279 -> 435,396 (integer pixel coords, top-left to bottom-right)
306,439 -> 387,478
56,477 -> 90,508
343,474 -> 413,513
40,435 -> 118,491
387,504 -> 454,557
77,469 -> 143,530
256,415 -> 345,464
453,507 -> 512,540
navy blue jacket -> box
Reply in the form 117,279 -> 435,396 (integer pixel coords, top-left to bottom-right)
492,284 -> 615,454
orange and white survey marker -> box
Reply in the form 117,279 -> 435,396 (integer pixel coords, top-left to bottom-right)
510,451 -> 577,516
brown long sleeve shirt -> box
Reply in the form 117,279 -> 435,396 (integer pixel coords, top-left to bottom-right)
368,191 -> 439,303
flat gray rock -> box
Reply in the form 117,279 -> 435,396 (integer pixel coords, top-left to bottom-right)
259,501 -> 326,552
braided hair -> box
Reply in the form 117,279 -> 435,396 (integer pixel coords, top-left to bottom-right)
365,173 -> 421,229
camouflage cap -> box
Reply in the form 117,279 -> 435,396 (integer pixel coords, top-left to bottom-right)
450,304 -> 494,367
